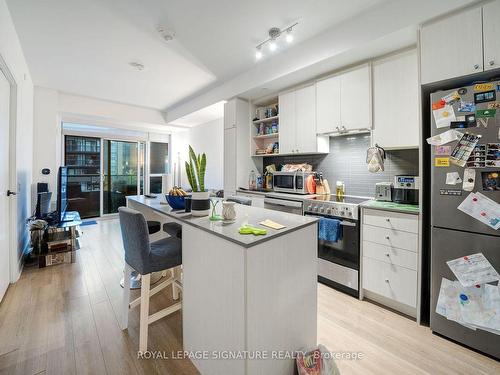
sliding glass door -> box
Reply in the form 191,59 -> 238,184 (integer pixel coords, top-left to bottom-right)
102,139 -> 145,215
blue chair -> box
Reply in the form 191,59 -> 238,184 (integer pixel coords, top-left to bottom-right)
118,207 -> 182,352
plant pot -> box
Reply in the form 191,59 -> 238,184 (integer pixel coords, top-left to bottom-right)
190,191 -> 210,216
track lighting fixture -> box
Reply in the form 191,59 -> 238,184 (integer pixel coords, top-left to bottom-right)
254,22 -> 297,60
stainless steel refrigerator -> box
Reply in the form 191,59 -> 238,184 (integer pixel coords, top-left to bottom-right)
430,80 -> 500,359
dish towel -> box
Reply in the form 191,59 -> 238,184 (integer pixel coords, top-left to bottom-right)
318,217 -> 342,242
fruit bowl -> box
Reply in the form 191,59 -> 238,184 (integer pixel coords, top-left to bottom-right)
166,194 -> 190,210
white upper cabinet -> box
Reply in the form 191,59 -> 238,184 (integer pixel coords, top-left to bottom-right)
483,0 -> 500,71
340,65 -> 371,131
315,64 -> 371,133
420,7 -> 483,84
316,75 -> 341,134
278,90 -> 296,154
372,49 -> 419,149
295,85 -> 317,153
278,85 -> 327,155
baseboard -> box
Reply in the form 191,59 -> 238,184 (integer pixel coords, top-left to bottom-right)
12,244 -> 31,283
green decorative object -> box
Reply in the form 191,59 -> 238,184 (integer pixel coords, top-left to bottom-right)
209,199 -> 223,221
185,145 -> 206,192
238,225 -> 267,236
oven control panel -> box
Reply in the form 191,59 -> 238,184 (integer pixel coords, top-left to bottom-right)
304,201 -> 358,220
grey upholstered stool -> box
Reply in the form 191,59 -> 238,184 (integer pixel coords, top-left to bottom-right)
118,207 -> 183,352
226,196 -> 252,206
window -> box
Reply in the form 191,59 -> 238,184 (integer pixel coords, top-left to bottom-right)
149,142 -> 169,194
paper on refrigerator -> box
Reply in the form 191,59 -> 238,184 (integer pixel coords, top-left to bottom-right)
426,129 -> 463,146
457,192 -> 500,230
446,253 -> 500,287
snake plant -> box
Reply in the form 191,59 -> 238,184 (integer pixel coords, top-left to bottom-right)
185,145 -> 206,192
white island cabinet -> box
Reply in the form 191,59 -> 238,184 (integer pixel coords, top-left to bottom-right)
127,195 -> 318,375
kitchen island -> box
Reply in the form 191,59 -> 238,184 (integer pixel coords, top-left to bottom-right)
127,195 -> 318,375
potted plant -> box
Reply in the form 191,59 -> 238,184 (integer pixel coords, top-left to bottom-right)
185,145 -> 210,216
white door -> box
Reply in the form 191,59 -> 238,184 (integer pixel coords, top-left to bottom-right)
420,7 -> 483,83
372,49 -> 419,149
340,65 -> 371,130
0,69 -> 11,301
295,85 -> 317,153
316,75 -> 341,134
278,91 -> 296,154
483,0 -> 500,71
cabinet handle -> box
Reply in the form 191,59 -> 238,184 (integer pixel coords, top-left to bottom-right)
336,126 -> 340,131
385,236 -> 390,240
489,60 -> 495,66
386,218 -> 390,222
473,64 -> 480,70
384,278 -> 390,283
385,252 -> 390,257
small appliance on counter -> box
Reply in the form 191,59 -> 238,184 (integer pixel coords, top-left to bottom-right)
375,182 -> 393,202
392,175 -> 419,205
273,171 -> 316,194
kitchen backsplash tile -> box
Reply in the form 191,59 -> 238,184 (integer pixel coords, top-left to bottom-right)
264,134 -> 419,197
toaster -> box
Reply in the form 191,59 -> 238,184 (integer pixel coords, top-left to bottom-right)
375,182 -> 393,201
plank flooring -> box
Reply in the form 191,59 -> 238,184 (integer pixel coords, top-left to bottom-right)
0,218 -> 498,375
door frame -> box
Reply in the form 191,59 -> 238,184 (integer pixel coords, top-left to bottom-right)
0,54 -> 19,283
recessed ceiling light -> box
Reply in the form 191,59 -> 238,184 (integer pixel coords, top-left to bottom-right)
157,26 -> 175,42
129,61 -> 145,71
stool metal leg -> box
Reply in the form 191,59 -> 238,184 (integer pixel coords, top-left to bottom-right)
139,273 -> 151,353
122,263 -> 132,330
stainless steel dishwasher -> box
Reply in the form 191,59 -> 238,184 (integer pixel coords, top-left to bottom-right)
263,196 -> 303,215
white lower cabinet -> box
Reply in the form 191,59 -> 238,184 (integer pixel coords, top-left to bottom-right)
361,208 -> 420,318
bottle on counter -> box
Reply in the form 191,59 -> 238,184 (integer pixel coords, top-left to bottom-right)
249,170 -> 256,190
336,181 -> 345,199
256,173 -> 263,190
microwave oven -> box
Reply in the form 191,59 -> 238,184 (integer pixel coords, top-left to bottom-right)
273,171 -> 315,194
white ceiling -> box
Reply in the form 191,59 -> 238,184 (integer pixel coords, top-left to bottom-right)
6,0 -> 389,112
168,101 -> 225,127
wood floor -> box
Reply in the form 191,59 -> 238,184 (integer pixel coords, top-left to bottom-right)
0,219 -> 498,375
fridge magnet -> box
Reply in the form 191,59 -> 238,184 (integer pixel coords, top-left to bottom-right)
442,91 -> 460,104
481,171 -> 500,191
466,144 -> 486,168
446,253 -> 500,287
450,121 -> 469,129
426,129 -> 463,146
457,192 -> 500,230
435,145 -> 452,155
450,133 -> 482,167
433,105 -> 456,128
458,102 -> 475,113
474,83 -> 494,92
474,90 -> 496,104
432,99 -> 446,110
446,172 -> 462,185
439,189 -> 462,196
465,114 -> 477,127
435,157 -> 450,167
462,168 -> 476,191
458,87 -> 468,95
485,143 -> 500,167
476,109 -> 497,118
487,102 -> 500,109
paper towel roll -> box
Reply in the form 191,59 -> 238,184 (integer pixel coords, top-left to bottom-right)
162,174 -> 173,194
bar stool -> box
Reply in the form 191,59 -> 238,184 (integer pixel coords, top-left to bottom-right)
119,207 -> 182,353
120,220 -> 163,290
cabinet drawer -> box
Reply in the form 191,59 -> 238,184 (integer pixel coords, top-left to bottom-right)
362,241 -> 417,270
362,256 -> 417,307
363,224 -> 418,253
363,209 -> 418,233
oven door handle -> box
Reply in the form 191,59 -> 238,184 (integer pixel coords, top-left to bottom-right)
340,220 -> 357,227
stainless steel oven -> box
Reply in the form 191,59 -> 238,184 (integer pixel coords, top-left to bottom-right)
273,171 -> 315,194
304,196 -> 363,297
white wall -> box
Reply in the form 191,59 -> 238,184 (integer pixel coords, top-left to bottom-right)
171,118 -> 224,191
0,0 -> 34,281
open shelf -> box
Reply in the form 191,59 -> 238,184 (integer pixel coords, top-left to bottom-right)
252,115 -> 279,125
253,133 -> 279,140
252,153 -> 280,157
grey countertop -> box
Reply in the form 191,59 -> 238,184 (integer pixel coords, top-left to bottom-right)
360,200 -> 420,215
127,195 -> 318,248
